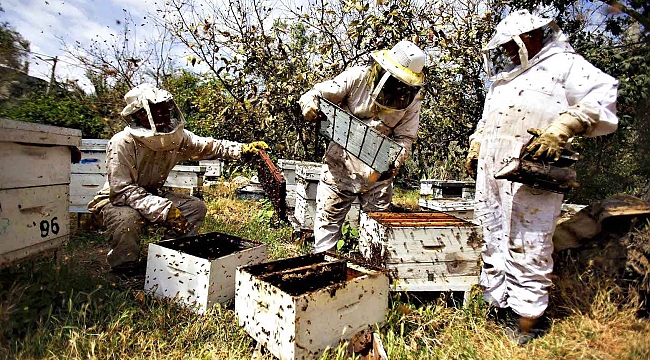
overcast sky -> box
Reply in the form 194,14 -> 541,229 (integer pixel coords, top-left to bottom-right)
1,0 -> 177,92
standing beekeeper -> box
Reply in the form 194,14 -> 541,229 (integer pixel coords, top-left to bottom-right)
465,10 -> 618,344
88,84 -> 268,271
299,40 -> 425,253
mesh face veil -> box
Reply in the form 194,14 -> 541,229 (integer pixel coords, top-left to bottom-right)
482,10 -> 560,81
370,68 -> 421,111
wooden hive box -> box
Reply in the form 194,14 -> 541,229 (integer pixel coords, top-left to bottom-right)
418,198 -> 475,222
163,165 -> 206,196
0,119 -> 81,265
359,211 -> 481,302
420,179 -> 475,200
235,253 -> 388,360
145,231 -> 267,313
70,139 -> 108,213
199,160 -> 223,178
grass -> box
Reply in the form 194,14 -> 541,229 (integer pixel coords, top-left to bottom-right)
1,185 -> 649,359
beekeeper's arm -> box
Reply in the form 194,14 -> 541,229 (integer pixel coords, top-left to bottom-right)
299,67 -> 362,121
106,137 -> 175,223
391,98 -> 422,170
465,93 -> 490,176
527,56 -> 618,161
176,130 -> 269,162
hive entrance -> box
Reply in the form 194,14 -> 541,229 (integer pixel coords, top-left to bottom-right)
159,232 -> 248,259
245,253 -> 363,295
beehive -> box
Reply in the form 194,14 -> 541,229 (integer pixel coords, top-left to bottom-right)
257,150 -> 287,221
235,253 -> 389,360
70,139 -> 108,213
420,179 -> 475,200
199,159 -> 224,179
145,231 -> 267,313
418,198 -> 475,222
0,119 -> 81,265
359,212 -> 481,301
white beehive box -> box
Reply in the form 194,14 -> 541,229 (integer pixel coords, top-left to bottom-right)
199,160 -> 223,178
145,231 -> 267,313
359,211 -> 481,302
294,196 -> 360,231
318,98 -> 404,173
164,165 -> 206,196
418,198 -> 475,222
235,253 -> 389,360
420,179 -> 475,200
0,119 -> 81,265
70,139 -> 108,213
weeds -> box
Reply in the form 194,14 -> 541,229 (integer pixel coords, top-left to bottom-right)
1,187 -> 649,359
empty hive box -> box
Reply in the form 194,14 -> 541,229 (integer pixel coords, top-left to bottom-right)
145,232 -> 267,313
359,212 -> 481,302
235,253 -> 389,360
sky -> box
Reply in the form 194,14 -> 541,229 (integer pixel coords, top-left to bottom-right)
0,0 -> 180,92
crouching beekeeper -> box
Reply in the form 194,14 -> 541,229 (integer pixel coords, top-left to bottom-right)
299,40 -> 425,253
88,84 -> 268,271
465,10 -> 618,344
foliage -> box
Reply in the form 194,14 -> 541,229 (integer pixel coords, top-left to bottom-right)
0,21 -> 30,71
2,193 -> 650,359
0,90 -> 106,138
156,0 -> 506,172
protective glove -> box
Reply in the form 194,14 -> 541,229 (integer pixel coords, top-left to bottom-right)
241,141 -> 269,160
301,96 -> 321,122
165,205 -> 189,234
464,140 -> 481,178
526,113 -> 587,162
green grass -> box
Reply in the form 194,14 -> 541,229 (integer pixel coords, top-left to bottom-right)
1,186 -> 649,359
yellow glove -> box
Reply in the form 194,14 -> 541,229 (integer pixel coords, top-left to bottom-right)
526,113 -> 587,162
465,140 -> 481,177
241,141 -> 269,158
165,205 -> 189,234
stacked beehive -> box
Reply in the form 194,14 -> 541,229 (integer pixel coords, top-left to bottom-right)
359,211 -> 481,304
418,179 -> 476,221
70,139 -> 108,213
0,119 -> 81,265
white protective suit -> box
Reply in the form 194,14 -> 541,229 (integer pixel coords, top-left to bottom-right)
472,11 -> 618,318
89,85 -> 243,268
299,66 -> 422,253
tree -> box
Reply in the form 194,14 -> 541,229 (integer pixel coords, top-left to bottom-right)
0,21 -> 30,72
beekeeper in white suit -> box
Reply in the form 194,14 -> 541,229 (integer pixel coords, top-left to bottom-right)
465,10 -> 618,344
299,40 -> 425,253
88,84 -> 268,271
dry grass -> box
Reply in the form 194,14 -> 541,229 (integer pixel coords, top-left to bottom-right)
1,186 -> 649,359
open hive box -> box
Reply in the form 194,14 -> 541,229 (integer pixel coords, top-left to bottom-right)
359,212 -> 481,302
235,253 -> 389,360
145,232 -> 267,313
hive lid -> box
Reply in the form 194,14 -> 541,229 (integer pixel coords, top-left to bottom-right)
0,118 -> 82,146
365,211 -> 473,227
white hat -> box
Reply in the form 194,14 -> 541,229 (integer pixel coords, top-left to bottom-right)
370,40 -> 425,87
121,83 -> 173,117
483,9 -> 553,51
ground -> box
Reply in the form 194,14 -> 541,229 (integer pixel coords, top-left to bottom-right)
1,186 -> 649,359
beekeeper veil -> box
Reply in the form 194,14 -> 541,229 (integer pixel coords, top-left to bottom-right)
369,40 -> 425,111
121,83 -> 186,151
482,10 -> 561,82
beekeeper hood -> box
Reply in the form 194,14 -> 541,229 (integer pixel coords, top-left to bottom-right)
370,40 -> 425,111
482,10 -> 564,82
121,83 -> 186,151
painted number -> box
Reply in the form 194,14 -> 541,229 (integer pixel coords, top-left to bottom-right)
39,217 -> 60,238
